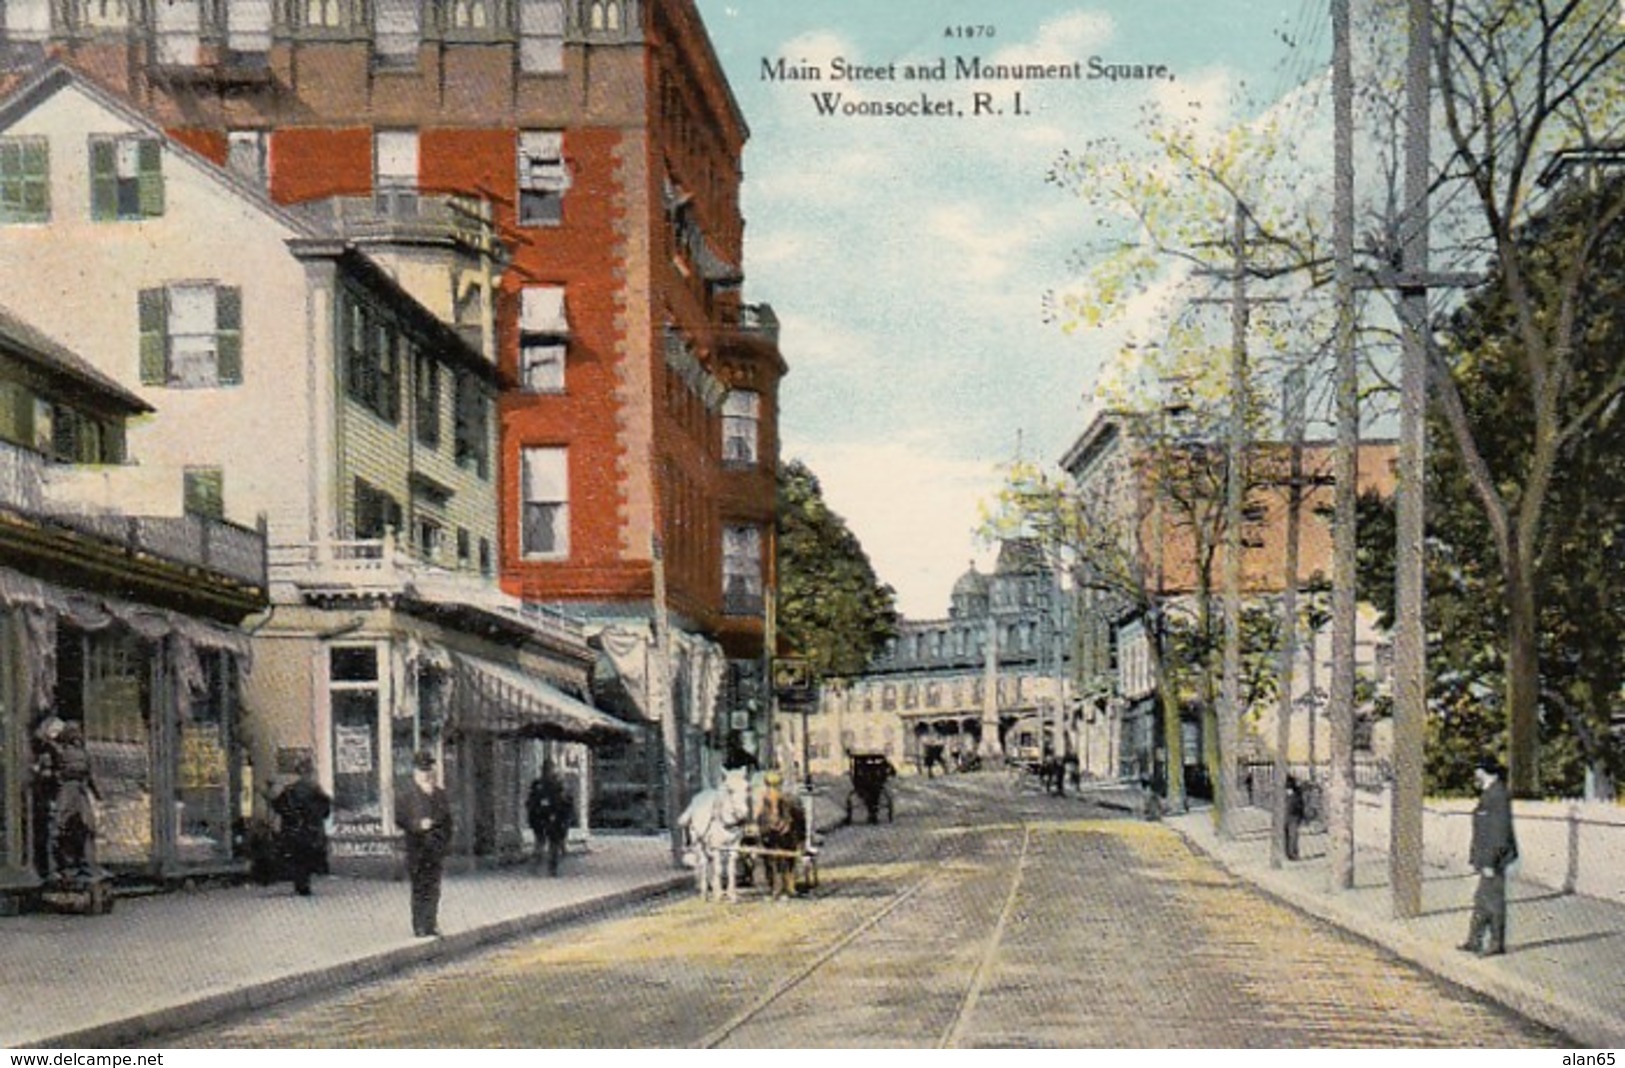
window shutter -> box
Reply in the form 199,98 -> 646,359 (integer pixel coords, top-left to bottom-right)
104,420 -> 126,464
137,139 -> 164,217
89,138 -> 117,221
215,286 -> 242,384
138,288 -> 167,384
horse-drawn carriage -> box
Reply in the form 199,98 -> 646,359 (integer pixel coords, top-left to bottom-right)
844,752 -> 896,825
679,769 -> 819,902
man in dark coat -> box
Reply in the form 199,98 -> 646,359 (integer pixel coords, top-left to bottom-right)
272,759 -> 331,896
525,762 -> 572,877
1283,775 -> 1306,861
1461,757 -> 1518,956
396,749 -> 452,938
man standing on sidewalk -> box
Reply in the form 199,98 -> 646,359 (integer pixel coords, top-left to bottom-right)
1461,757 -> 1518,956
397,750 -> 452,938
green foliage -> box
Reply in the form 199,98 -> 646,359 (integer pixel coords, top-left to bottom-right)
775,459 -> 899,679
1355,176 -> 1625,797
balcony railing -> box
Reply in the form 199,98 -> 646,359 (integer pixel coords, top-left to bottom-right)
731,303 -> 779,344
289,192 -> 503,258
0,440 -> 266,588
270,533 -> 583,642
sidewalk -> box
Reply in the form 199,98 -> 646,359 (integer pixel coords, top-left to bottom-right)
1165,806 -> 1625,1048
0,835 -> 690,1050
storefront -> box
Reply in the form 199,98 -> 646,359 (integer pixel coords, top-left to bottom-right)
0,565 -> 257,895
251,606 -> 630,875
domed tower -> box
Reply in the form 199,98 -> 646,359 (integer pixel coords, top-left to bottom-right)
949,562 -> 990,620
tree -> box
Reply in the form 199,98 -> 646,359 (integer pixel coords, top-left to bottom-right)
1357,176 -> 1625,798
1417,0 -> 1625,796
775,459 -> 898,680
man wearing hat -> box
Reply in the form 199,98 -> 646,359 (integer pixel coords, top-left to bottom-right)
1461,757 -> 1518,956
396,750 -> 452,937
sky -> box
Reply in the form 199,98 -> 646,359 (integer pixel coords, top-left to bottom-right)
693,1 -> 1332,618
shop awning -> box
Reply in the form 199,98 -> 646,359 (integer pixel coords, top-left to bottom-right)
452,655 -> 635,745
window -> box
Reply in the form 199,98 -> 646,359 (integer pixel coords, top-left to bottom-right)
90,136 -> 163,221
183,467 -> 224,519
3,0 -> 50,39
303,0 -> 344,28
447,0 -> 490,28
517,0 -> 563,72
521,446 -> 568,558
342,296 -> 401,422
414,515 -> 442,560
456,527 -> 470,567
588,1 -> 621,31
78,0 -> 128,30
353,478 -> 402,540
226,130 -> 269,189
153,0 -> 201,64
453,373 -> 489,477
413,348 -> 439,447
517,131 -> 566,226
519,285 -> 568,392
722,524 -> 762,615
45,404 -> 120,464
478,536 -> 491,575
0,137 -> 48,223
373,130 -> 418,211
139,284 -> 242,388
226,0 -> 272,54
329,645 -> 380,820
372,0 -> 419,64
722,390 -> 759,465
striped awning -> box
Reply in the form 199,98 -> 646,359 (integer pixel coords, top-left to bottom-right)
452,655 -> 634,745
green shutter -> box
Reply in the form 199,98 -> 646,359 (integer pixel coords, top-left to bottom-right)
216,286 -> 242,385
104,420 -> 126,464
184,468 -> 224,519
21,139 -> 47,221
89,138 -> 117,221
138,287 -> 167,384
137,138 -> 164,217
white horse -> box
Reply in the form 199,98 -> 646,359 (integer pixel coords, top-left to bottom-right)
678,768 -> 753,902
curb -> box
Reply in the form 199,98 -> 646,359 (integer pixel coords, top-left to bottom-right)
23,874 -> 693,1050
1169,825 -> 1625,1048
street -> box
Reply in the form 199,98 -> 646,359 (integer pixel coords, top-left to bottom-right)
175,774 -> 1561,1048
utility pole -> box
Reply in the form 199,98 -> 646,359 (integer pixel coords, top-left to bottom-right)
1390,0 -> 1432,920
1218,202 -> 1248,840
1272,367 -> 1307,869
652,535 -> 685,867
1327,0 -> 1360,893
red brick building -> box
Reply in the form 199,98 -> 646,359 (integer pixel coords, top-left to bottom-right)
3,0 -> 785,826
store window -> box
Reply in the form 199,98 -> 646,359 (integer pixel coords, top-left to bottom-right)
177,651 -> 234,863
330,645 -> 381,824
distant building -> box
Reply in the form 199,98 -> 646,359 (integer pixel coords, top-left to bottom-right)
0,304 -> 266,903
779,539 -> 1072,779
1060,410 -> 1399,794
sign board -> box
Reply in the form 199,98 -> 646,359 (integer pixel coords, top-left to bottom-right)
335,726 -> 374,775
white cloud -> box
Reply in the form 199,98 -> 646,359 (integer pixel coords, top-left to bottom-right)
989,11 -> 1115,66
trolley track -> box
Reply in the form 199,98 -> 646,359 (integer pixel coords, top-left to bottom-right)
700,789 -> 1037,1049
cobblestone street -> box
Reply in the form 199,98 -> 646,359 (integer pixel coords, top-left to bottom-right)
176,782 -> 1561,1048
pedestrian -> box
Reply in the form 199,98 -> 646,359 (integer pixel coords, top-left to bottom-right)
396,749 -> 452,938
1460,757 -> 1518,957
1283,774 -> 1305,861
50,722 -> 100,881
271,758 -> 331,896
525,761 -> 572,877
